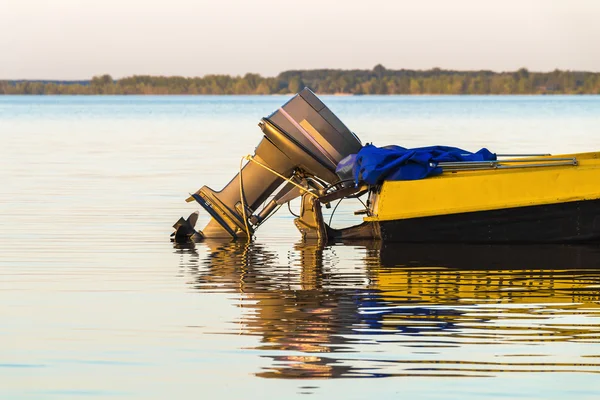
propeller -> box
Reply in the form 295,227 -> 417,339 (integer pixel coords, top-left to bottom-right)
171,211 -> 203,243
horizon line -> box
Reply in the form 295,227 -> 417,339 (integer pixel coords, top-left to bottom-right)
5,66 -> 600,82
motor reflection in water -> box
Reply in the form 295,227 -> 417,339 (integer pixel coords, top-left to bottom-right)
175,240 -> 600,379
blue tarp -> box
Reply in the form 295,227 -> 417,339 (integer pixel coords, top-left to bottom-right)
336,144 -> 496,185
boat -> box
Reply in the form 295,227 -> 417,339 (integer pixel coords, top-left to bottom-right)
172,88 -> 600,244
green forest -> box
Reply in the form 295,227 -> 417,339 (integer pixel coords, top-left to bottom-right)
2,65 -> 600,95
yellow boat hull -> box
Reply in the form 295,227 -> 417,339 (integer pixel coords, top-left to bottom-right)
361,152 -> 600,243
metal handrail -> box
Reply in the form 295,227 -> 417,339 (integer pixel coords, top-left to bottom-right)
438,157 -> 576,168
438,157 -> 577,172
496,153 -> 552,157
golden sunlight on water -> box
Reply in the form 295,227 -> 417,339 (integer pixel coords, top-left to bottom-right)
2,96 -> 600,399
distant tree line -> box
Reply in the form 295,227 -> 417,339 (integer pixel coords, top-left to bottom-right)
2,65 -> 600,95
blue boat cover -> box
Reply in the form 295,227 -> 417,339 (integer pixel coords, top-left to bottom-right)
336,144 -> 496,185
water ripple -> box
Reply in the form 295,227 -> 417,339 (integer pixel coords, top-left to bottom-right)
176,241 -> 600,380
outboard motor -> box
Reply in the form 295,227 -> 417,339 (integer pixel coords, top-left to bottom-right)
173,88 -> 363,242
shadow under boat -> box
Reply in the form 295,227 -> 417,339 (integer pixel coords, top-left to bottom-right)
176,239 -> 600,379
376,241 -> 600,270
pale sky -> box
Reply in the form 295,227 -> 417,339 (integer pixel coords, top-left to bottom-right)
1,0 -> 599,79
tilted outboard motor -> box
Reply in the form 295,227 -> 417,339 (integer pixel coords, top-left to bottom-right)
172,88 -> 363,242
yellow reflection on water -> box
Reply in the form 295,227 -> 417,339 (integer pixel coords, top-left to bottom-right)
179,241 -> 600,379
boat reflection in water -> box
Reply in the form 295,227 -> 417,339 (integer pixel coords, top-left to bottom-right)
175,240 -> 600,379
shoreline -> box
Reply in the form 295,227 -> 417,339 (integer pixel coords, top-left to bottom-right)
1,93 -> 598,96
3,67 -> 600,96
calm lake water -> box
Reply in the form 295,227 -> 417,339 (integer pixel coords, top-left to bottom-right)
1,95 -> 600,399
